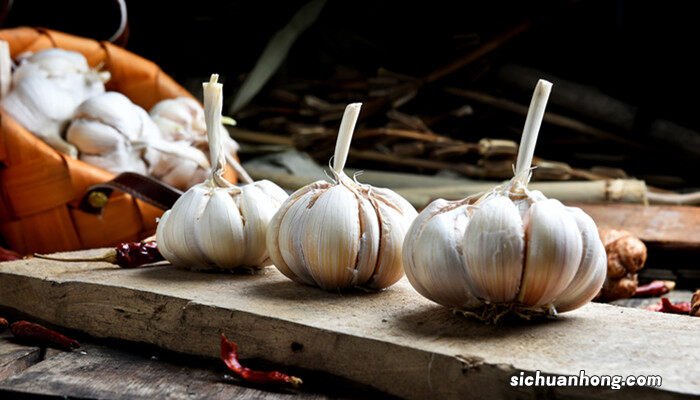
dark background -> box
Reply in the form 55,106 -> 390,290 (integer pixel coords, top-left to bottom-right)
3,0 -> 699,183
3,0 -> 698,124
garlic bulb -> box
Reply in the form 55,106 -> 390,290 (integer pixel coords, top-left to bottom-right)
150,97 -> 208,142
0,48 -> 108,157
66,91 -> 158,174
403,80 -> 606,321
266,103 -> 418,291
156,74 -> 288,271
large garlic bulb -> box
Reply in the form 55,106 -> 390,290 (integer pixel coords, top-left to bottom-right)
0,48 -> 108,157
156,74 -> 288,271
403,80 -> 606,321
266,103 -> 418,291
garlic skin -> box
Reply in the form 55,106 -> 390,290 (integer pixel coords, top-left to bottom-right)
266,103 -> 418,291
403,80 -> 606,320
0,49 -> 108,157
156,74 -> 288,271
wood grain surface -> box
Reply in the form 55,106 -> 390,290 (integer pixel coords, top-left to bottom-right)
0,253 -> 698,399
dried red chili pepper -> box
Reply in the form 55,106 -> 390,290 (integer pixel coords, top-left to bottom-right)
220,333 -> 302,388
0,246 -> 21,261
645,297 -> 692,315
0,317 -> 8,332
634,280 -> 675,297
10,321 -> 80,350
34,240 -> 164,268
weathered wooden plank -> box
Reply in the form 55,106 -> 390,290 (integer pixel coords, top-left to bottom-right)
574,203 -> 700,249
0,332 -> 42,381
0,254 -> 698,399
0,342 -> 341,400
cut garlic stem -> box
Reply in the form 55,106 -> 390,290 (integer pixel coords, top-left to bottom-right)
514,79 -> 552,184
0,40 -> 10,99
332,103 -> 362,176
203,74 -> 229,187
225,152 -> 254,185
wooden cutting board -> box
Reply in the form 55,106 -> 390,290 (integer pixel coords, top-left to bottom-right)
0,253 -> 698,399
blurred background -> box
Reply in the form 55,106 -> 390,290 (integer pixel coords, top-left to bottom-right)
3,0 -> 699,190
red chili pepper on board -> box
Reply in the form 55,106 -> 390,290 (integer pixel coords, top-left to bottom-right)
634,280 -> 674,297
114,241 -> 164,268
35,240 -> 164,268
0,246 -> 21,262
10,321 -> 80,350
646,297 -> 692,315
220,334 -> 302,388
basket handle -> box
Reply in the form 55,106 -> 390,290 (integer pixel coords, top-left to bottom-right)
79,172 -> 182,214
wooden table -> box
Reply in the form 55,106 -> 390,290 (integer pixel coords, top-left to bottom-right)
1,253 -> 699,399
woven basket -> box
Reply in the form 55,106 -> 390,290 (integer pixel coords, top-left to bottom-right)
0,27 -> 231,254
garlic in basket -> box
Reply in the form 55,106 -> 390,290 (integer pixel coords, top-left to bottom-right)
266,103 -> 418,291
156,74 -> 288,271
150,96 -> 240,170
66,91 -> 210,190
403,80 -> 606,321
0,48 -> 108,157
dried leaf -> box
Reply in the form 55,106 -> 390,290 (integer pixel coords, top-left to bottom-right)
229,0 -> 327,114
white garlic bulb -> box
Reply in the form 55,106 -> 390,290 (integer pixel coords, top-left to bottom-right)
403,80 -> 606,321
266,103 -> 418,291
156,74 -> 289,271
66,91 -> 159,174
0,48 -> 108,157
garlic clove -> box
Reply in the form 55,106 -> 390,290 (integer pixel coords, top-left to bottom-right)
160,184 -> 211,268
266,184 -> 319,285
194,189 -> 246,268
155,210 -> 186,267
66,119 -> 124,154
462,194 -> 524,303
403,200 -> 481,309
352,193 -> 381,286
253,179 -> 290,205
553,207 -> 607,312
365,189 -> 418,289
238,183 -> 287,267
517,199 -> 582,307
300,184 -> 363,290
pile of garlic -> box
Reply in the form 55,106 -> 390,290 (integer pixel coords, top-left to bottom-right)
0,45 -> 240,191
0,48 -> 109,157
266,103 -> 418,291
403,80 -> 606,322
156,74 -> 288,271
